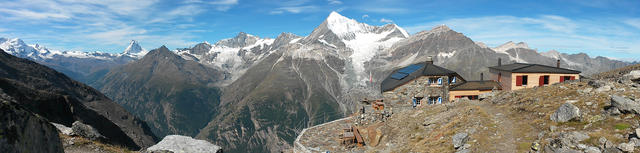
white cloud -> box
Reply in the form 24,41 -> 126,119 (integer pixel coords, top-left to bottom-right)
362,14 -> 369,19
379,18 -> 393,23
357,7 -> 409,14
0,8 -> 70,19
270,6 -> 318,14
328,0 -> 342,5
624,18 -> 640,29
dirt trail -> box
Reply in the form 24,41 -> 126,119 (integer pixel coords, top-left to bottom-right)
471,101 -> 517,152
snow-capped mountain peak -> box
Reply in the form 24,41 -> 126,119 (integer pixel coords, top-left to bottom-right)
325,11 -> 375,38
492,41 -> 529,52
123,40 -> 145,54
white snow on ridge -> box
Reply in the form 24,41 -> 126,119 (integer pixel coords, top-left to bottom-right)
437,50 -> 456,59
318,39 -> 336,48
0,37 -> 146,61
323,11 -> 409,83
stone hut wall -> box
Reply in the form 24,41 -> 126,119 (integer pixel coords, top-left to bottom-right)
382,76 -> 451,110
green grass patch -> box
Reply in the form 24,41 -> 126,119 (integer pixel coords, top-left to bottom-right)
614,123 -> 631,130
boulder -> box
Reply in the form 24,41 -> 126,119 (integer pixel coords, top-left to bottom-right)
559,131 -> 590,148
585,146 -> 602,153
596,85 -> 612,93
146,135 -> 221,153
630,138 -> 640,147
610,95 -> 640,115
617,142 -> 634,153
50,122 -> 72,135
624,70 -> 640,81
452,133 -> 469,149
71,121 -> 105,141
551,103 -> 581,122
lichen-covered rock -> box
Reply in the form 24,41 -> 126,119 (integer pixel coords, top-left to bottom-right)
146,135 -> 221,153
71,121 -> 105,141
584,146 -> 601,153
617,142 -> 634,153
452,132 -> 469,149
550,103 -> 581,122
0,99 -> 64,153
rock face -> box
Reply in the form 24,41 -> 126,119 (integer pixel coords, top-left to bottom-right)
610,95 -> 640,115
551,103 -> 581,122
0,49 -> 157,149
71,121 -> 106,141
146,135 -> 222,153
0,92 -> 64,153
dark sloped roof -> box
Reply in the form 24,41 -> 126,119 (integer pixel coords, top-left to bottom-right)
489,63 -> 580,74
381,62 -> 459,92
450,80 -> 502,91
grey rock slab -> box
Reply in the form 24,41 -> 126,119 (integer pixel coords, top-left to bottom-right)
617,142 -> 634,152
611,95 -> 640,114
146,135 -> 221,153
551,103 -> 581,122
452,133 -> 469,149
51,122 -> 72,135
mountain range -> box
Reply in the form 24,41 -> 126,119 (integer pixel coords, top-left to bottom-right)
0,11 -> 633,153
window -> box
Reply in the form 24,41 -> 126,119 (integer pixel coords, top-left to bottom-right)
451,77 -> 457,83
516,75 -> 528,86
437,78 -> 442,85
539,75 -> 549,86
428,97 -> 440,105
428,78 -> 438,84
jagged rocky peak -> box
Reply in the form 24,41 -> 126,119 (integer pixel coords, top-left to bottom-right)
215,32 -> 260,48
416,24 -> 453,36
541,49 -> 561,58
272,32 -> 301,47
189,41 -> 213,55
123,40 -> 145,54
475,41 -> 489,48
493,41 -> 530,52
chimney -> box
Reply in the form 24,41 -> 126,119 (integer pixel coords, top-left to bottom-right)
556,59 -> 560,68
480,73 -> 484,81
427,56 -> 433,64
498,58 -> 502,66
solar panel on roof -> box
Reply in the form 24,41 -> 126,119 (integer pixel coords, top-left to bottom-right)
390,73 -> 408,80
398,64 -> 423,74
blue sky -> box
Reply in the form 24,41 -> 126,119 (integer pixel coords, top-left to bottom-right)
1,0 -> 639,61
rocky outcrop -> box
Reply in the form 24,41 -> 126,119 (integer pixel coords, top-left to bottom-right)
0,49 -> 157,149
51,122 -> 72,135
610,95 -> 640,115
71,121 -> 105,141
550,103 -> 581,122
146,135 -> 221,153
0,93 -> 64,153
452,132 -> 469,150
